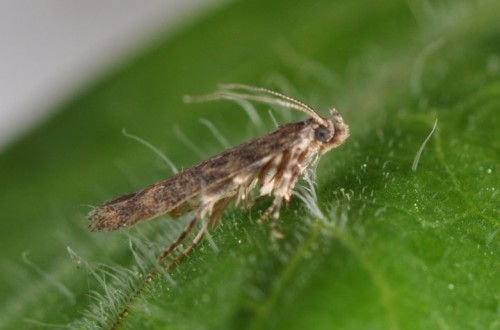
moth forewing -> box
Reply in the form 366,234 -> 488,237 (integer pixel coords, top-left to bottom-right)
88,85 -> 349,270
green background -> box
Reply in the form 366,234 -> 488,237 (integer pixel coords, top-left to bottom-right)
1,0 -> 498,329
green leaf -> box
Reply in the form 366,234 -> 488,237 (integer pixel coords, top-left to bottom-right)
1,0 -> 498,329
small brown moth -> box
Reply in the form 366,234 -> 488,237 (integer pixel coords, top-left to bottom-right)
89,84 -> 349,270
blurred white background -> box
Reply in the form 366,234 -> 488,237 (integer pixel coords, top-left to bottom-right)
0,0 -> 222,151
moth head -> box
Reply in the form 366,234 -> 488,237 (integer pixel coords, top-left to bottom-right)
314,108 -> 349,154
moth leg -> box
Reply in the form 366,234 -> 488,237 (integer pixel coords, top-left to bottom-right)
266,156 -> 304,239
209,196 -> 234,229
259,196 -> 284,239
162,197 -> 230,270
270,197 -> 285,239
158,212 -> 201,264
166,215 -> 213,271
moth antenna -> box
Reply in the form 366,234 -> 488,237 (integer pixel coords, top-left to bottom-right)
220,84 -> 313,111
221,84 -> 327,124
184,85 -> 327,125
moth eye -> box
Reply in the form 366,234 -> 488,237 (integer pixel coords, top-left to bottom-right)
315,126 -> 330,142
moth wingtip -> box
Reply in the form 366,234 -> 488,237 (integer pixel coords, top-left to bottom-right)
87,209 -> 104,232
87,207 -> 119,232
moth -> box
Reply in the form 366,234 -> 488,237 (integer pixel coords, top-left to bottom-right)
88,84 -> 349,270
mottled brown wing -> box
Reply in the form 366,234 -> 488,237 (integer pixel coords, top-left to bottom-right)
88,120 -> 311,231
